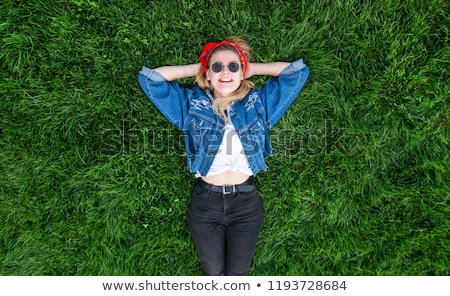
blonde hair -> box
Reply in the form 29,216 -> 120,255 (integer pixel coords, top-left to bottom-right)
195,36 -> 254,122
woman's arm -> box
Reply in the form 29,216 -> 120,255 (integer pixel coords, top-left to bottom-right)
245,62 -> 291,79
153,63 -> 201,81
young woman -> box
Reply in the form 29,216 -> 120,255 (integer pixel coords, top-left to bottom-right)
138,37 -> 309,276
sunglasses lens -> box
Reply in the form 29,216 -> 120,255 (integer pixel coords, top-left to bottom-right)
211,63 -> 223,73
228,62 -> 240,73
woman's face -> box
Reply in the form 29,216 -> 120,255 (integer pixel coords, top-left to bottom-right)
206,49 -> 244,98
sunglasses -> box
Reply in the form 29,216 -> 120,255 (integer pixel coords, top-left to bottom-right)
208,62 -> 241,73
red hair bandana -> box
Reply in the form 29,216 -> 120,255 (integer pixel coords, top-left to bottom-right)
199,40 -> 248,75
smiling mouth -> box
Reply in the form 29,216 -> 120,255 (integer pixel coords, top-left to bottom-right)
219,79 -> 233,83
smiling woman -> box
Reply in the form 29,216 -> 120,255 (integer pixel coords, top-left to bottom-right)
137,36 -> 309,275
1,0 -> 449,278
206,50 -> 244,99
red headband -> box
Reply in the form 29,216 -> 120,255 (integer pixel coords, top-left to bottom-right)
199,40 -> 248,75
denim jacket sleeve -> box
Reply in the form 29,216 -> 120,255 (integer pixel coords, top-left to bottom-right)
256,58 -> 310,129
137,66 -> 190,129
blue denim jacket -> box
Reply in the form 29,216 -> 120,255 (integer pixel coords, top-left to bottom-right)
138,59 -> 309,176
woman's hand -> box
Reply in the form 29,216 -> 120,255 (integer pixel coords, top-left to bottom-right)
244,62 -> 255,79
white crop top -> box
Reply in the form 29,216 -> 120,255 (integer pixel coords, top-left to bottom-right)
196,118 -> 253,177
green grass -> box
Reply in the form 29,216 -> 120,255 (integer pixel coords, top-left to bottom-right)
1,0 -> 449,276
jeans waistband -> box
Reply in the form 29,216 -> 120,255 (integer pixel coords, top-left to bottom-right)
196,177 -> 255,195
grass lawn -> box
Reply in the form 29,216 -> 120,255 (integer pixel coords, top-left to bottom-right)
1,0 -> 449,275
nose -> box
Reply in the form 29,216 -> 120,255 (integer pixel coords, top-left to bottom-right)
221,65 -> 230,74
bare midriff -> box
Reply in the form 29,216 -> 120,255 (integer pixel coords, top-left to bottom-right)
201,170 -> 251,186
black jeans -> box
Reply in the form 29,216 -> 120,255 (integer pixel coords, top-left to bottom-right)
187,178 -> 264,276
